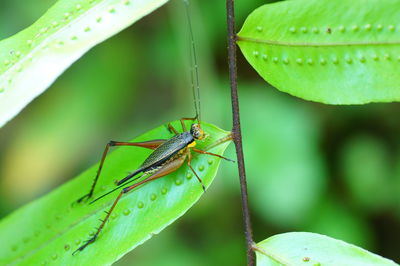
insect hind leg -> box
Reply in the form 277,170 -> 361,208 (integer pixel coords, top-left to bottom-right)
73,156 -> 186,255
73,139 -> 166,205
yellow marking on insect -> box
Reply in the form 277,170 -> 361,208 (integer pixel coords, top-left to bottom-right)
188,141 -> 196,148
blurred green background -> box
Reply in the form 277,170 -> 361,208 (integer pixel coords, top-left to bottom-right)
1,0 -> 399,265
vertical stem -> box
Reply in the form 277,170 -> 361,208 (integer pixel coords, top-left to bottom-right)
226,0 -> 255,265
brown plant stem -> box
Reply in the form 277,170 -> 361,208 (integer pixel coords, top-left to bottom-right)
226,0 -> 255,265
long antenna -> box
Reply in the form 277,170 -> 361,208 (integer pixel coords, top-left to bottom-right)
183,0 -> 201,123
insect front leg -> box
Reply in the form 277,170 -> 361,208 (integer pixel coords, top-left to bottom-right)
192,148 -> 235,162
179,116 -> 198,131
167,117 -> 197,134
167,123 -> 180,135
74,139 -> 166,204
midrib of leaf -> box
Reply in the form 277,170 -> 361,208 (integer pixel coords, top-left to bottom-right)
237,36 -> 400,47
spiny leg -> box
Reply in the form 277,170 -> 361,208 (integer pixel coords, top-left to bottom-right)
192,148 -> 235,162
73,155 -> 186,254
187,150 -> 206,191
73,191 -> 123,255
116,139 -> 167,150
74,139 -> 166,204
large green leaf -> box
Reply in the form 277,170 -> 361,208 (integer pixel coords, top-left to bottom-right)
0,120 -> 231,265
237,0 -> 400,104
255,232 -> 398,266
0,0 -> 168,128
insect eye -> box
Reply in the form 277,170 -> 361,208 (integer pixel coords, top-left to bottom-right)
190,124 -> 203,139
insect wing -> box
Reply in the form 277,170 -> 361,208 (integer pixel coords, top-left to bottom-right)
140,132 -> 193,170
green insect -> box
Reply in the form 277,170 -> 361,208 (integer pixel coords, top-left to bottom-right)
72,1 -> 233,254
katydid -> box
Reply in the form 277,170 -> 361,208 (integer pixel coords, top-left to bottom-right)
72,0 -> 233,254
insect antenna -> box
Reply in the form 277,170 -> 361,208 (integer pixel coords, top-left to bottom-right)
183,0 -> 201,124
89,174 -> 143,204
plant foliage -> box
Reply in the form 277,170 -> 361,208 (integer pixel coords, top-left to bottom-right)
238,0 -> 400,104
255,232 -> 398,266
0,0 -> 168,128
0,120 -> 231,265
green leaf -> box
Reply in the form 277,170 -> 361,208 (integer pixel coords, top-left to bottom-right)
0,120 -> 231,265
237,0 -> 400,104
255,232 -> 398,266
0,0 -> 168,128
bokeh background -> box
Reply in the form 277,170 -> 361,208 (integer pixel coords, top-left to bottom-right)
1,0 -> 399,265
